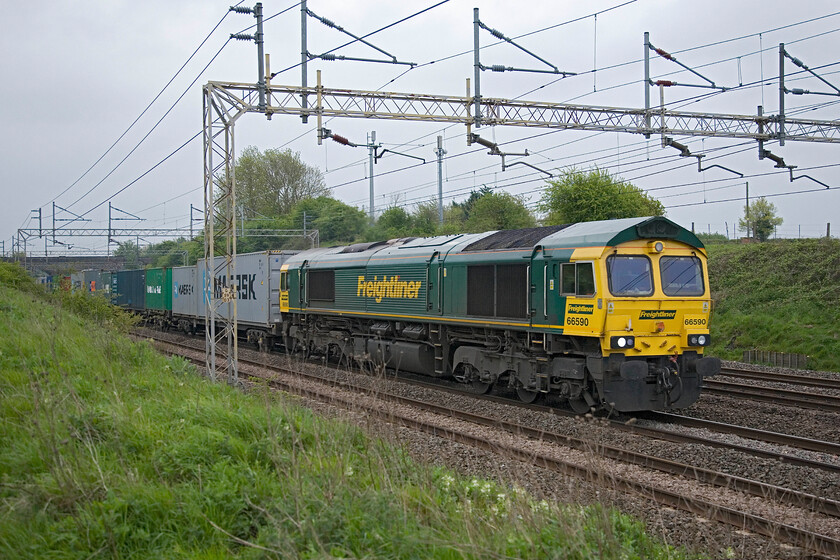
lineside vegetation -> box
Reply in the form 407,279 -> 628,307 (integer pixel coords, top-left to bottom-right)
0,262 -> 689,559
706,237 -> 840,370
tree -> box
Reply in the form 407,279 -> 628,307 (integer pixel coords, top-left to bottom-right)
740,197 -> 782,241
539,168 -> 664,225
366,206 -> 415,241
286,196 -> 368,246
464,192 -> 535,232
235,146 -> 327,218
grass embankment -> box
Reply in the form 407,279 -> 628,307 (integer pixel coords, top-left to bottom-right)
0,262 -> 688,559
706,238 -> 840,371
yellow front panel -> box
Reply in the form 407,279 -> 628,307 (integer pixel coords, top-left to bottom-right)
279,264 -> 290,313
594,240 -> 712,356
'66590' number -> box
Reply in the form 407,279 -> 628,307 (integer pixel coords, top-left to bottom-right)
684,318 -> 707,326
566,316 -> 589,327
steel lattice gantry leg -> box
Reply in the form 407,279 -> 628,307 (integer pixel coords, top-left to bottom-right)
203,85 -> 247,384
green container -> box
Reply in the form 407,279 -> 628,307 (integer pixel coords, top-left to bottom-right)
145,267 -> 173,311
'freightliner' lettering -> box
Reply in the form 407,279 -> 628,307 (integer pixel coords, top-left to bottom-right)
357,275 -> 422,303
639,310 -> 677,320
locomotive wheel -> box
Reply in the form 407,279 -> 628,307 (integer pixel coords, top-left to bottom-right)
568,396 -> 592,414
516,387 -> 540,404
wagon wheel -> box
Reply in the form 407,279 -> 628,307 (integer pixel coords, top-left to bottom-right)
516,386 -> 540,404
567,396 -> 591,414
468,380 -> 493,394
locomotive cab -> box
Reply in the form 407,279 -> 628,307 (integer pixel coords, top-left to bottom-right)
546,218 -> 720,412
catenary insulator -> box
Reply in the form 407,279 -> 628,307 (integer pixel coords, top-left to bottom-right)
655,80 -> 675,87
230,33 -> 254,41
330,134 -> 351,145
654,47 -> 673,60
490,65 -> 508,72
321,54 -> 337,61
229,6 -> 252,14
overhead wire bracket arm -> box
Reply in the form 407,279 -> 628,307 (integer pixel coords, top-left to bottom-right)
759,146 -> 830,189
305,8 -> 416,67
312,53 -> 415,66
374,149 -> 425,164
476,19 -> 575,76
110,205 -> 144,221
662,137 -> 743,177
781,47 -> 840,97
469,133 -> 552,176
502,159 -> 553,177
648,40 -> 728,91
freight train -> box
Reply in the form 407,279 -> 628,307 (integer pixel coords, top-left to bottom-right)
102,216 -> 720,413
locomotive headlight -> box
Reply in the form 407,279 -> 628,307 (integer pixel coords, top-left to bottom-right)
647,241 -> 665,254
687,334 -> 710,347
611,336 -> 635,349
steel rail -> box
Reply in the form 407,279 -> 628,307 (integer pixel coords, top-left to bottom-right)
704,379 -> 840,414
720,367 -> 840,391
646,411 -> 840,456
146,335 -> 840,557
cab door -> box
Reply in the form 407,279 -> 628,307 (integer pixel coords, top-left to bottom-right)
426,251 -> 442,314
278,264 -> 290,313
533,252 -> 563,328
530,247 -> 547,328
298,260 -> 309,309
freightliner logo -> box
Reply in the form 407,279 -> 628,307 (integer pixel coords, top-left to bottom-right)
357,275 -> 422,303
567,304 -> 594,315
639,310 -> 677,320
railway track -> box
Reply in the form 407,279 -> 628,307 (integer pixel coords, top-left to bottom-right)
141,334 -> 840,558
704,378 -> 840,414
720,366 -> 840,391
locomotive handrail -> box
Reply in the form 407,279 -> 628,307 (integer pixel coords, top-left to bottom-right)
437,266 -> 443,313
543,264 -> 548,318
526,265 -> 532,318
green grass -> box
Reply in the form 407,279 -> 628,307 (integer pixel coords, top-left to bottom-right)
0,262 -> 691,559
706,238 -> 840,370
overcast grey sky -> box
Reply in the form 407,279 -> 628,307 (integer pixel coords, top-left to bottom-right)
2,0 -> 839,254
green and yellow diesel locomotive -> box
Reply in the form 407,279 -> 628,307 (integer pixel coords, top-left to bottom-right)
278,216 -> 720,413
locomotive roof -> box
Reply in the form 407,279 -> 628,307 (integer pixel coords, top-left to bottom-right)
538,216 -> 704,250
282,216 -> 702,267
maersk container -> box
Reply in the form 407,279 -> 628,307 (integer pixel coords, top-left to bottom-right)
172,265 -> 198,318
112,269 -> 146,310
145,267 -> 172,311
196,251 -> 296,328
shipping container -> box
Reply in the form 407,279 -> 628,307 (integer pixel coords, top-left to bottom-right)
172,266 -> 198,317
70,272 -> 84,292
82,269 -> 103,294
100,271 -> 112,299
145,267 -> 173,311
112,269 -> 145,310
196,251 -> 296,328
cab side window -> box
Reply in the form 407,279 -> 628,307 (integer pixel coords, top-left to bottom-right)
280,272 -> 288,291
576,263 -> 595,296
561,262 -> 595,296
